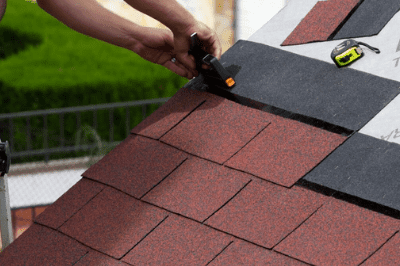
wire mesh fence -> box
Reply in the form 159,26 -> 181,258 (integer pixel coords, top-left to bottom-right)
0,98 -> 169,250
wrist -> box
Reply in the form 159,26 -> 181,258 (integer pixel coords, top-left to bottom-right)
120,24 -> 145,53
168,14 -> 197,35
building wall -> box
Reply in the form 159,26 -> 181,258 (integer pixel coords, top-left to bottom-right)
236,0 -> 286,40
96,0 -> 235,53
0,206 -> 48,251
95,0 -> 286,52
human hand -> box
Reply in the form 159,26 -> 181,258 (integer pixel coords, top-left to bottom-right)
173,21 -> 222,77
128,27 -> 195,79
0,0 -> 6,22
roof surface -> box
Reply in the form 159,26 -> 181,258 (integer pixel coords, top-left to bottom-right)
2,1 -> 400,265
282,0 -> 360,45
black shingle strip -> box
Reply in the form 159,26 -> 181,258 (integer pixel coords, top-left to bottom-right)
186,40 -> 400,131
333,0 -> 400,40
304,132 -> 400,212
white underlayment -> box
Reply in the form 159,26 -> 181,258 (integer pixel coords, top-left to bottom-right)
248,0 -> 400,145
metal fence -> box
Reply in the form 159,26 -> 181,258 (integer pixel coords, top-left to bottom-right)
0,97 -> 170,162
0,97 -> 170,250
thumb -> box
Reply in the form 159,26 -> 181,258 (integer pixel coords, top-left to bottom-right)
174,36 -> 198,77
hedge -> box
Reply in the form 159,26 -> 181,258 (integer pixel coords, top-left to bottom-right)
0,0 -> 188,164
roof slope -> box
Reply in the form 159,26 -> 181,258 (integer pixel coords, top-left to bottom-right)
189,40 -> 400,132
3,2 -> 400,264
282,0 -> 400,46
2,84 -> 400,265
282,0 -> 360,45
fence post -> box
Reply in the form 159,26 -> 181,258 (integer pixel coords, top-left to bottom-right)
26,118 -> 31,150
43,115 -> 49,163
125,107 -> 130,137
59,113 -> 64,147
0,173 -> 13,250
142,105 -> 147,120
0,140 -> 13,250
109,109 -> 114,143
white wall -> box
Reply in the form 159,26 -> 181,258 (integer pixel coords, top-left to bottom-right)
236,0 -> 286,40
98,0 -> 286,43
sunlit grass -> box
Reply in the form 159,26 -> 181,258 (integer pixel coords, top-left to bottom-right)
0,0 -> 187,101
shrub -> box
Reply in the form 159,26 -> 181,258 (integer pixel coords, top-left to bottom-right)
0,0 -> 188,164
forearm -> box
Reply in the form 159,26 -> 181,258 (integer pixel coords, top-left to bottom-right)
123,0 -> 196,34
36,0 -> 140,50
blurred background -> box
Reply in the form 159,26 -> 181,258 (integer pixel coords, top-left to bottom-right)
0,0 -> 287,250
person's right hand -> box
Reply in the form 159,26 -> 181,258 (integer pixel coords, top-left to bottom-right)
172,21 -> 222,77
126,27 -> 195,79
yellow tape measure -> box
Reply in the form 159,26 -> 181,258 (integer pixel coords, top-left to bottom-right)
331,40 -> 380,68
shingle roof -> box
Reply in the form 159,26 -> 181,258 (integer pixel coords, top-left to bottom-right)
282,0 -> 400,46
2,2 -> 400,265
3,84 -> 399,265
282,0 -> 360,45
333,0 -> 400,40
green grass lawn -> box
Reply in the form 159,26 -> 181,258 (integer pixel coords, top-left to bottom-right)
0,0 -> 187,100
0,0 -> 188,164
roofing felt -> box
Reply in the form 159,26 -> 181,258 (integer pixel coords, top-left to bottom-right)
282,0 -> 360,46
333,0 -> 400,40
187,39 -> 400,131
304,132 -> 400,214
281,0 -> 400,45
248,0 -> 400,149
249,0 -> 400,83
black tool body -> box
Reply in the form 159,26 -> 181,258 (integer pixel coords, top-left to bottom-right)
188,33 -> 235,88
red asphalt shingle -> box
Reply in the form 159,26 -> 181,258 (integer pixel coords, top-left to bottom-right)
226,116 -> 347,187
363,232 -> 400,266
59,187 -> 168,259
131,87 -> 212,139
208,240 -> 308,265
161,96 -> 270,164
282,0 -> 360,46
275,198 -> 400,265
0,223 -> 88,265
122,214 -> 233,265
82,134 -> 187,198
74,250 -> 130,266
35,178 -> 105,229
143,157 -> 252,222
205,179 -> 327,248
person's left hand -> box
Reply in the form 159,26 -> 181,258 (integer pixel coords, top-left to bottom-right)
127,27 -> 195,79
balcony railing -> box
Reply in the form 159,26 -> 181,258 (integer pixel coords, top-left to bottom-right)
0,97 -> 170,162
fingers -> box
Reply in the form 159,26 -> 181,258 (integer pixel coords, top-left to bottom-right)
169,21 -> 222,77
162,29 -> 197,78
173,36 -> 198,77
194,23 -> 222,60
176,53 -> 198,77
212,35 -> 222,59
165,58 -> 194,79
